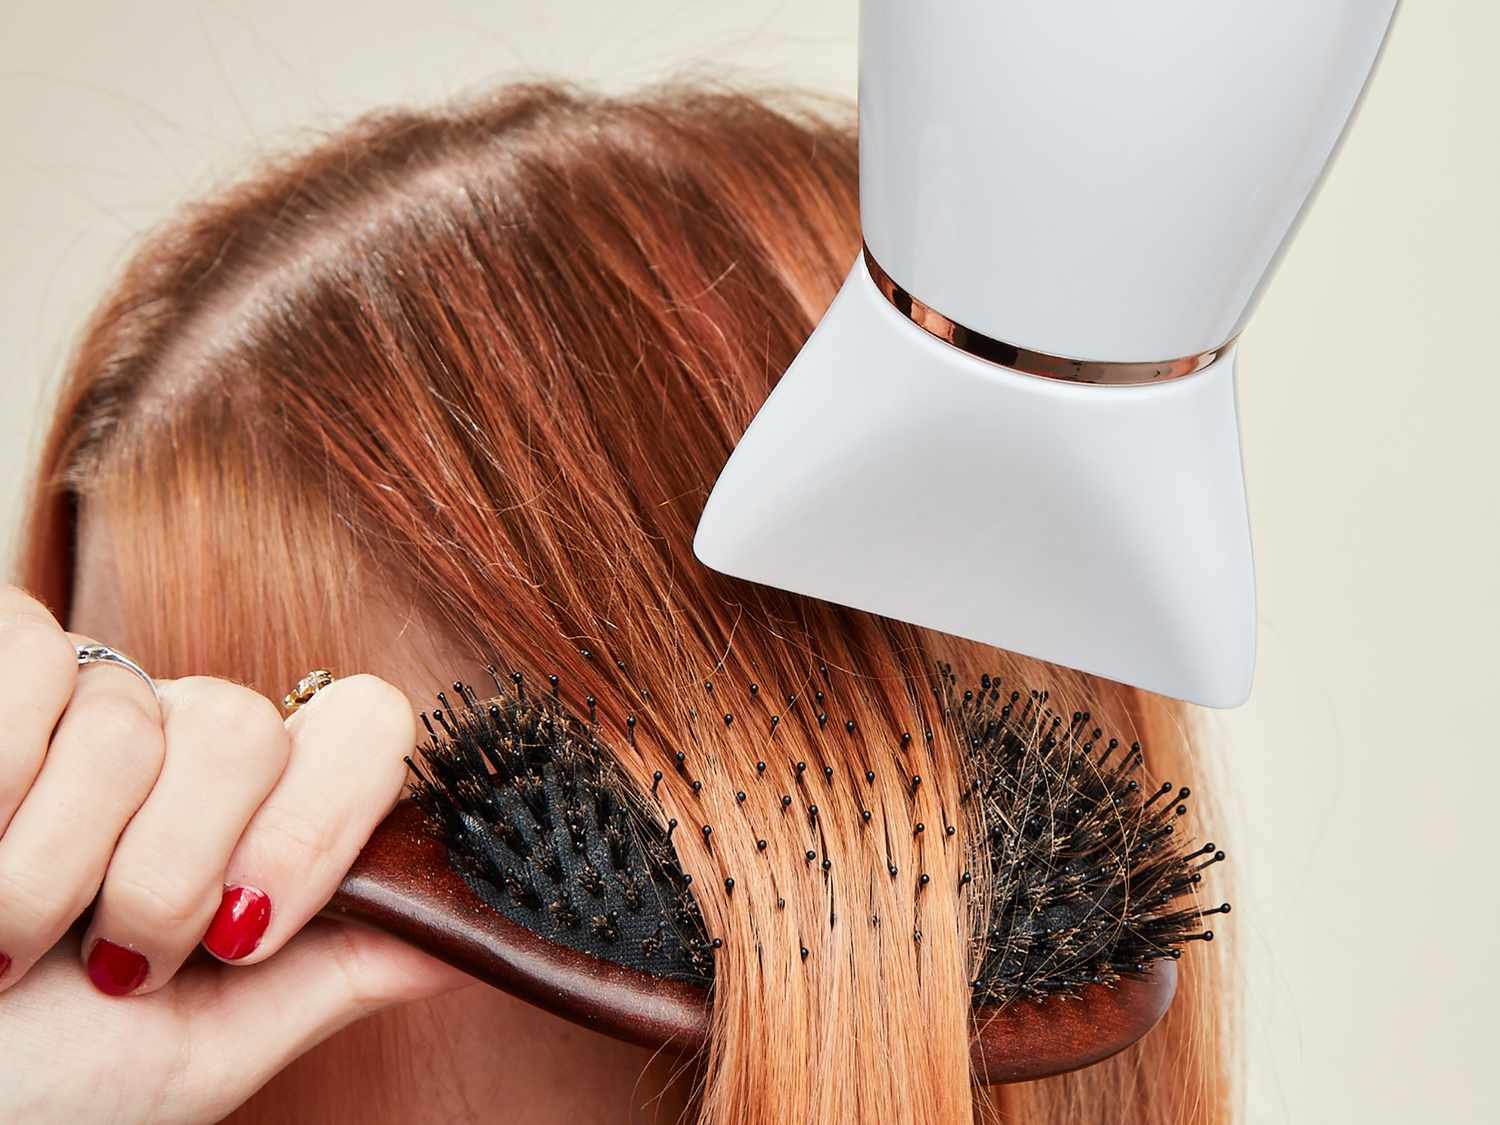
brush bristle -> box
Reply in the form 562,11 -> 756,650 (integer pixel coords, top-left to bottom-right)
403,667 -> 1227,1004
946,666 -> 1228,1006
405,678 -> 714,982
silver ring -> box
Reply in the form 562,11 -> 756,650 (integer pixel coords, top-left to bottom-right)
75,642 -> 159,700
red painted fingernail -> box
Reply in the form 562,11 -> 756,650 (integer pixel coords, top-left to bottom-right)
0,951 -> 11,982
203,885 -> 272,961
86,939 -> 149,996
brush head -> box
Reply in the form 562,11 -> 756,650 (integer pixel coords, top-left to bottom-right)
947,669 -> 1226,1006
396,667 -> 1224,1017
405,679 -> 714,984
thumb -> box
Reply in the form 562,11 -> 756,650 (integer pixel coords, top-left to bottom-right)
169,920 -> 472,1120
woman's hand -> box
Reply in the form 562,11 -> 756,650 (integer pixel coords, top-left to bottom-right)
0,586 -> 469,1123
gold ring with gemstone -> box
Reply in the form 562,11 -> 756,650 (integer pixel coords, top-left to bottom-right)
283,669 -> 335,715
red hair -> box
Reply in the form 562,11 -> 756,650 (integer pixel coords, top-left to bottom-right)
20,85 -> 1232,1124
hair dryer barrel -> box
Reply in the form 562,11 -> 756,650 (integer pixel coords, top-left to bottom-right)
860,0 -> 1399,363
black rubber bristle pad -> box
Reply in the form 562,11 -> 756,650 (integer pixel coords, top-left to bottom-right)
407,689 -> 712,984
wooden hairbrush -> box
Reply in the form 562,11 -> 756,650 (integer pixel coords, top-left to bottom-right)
323,670 -> 1224,1084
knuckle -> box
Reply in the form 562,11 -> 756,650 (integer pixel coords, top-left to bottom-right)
0,614 -> 73,679
107,867 -> 210,934
0,777 -> 24,817
251,801 -> 345,867
331,675 -> 414,733
173,680 -> 284,743
88,696 -> 167,770
328,925 -> 386,1010
0,858 -> 82,941
0,586 -> 60,627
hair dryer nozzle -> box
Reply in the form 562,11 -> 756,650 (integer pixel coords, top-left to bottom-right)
694,261 -> 1256,707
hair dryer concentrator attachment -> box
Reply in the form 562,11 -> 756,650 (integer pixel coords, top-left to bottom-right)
696,264 -> 1254,705
695,0 -> 1401,706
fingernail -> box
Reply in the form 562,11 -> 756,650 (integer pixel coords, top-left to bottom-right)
0,951 -> 11,982
203,885 -> 272,961
87,939 -> 149,996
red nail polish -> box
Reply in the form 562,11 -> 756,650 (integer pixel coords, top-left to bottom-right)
203,885 -> 271,961
0,951 -> 11,982
87,939 -> 149,996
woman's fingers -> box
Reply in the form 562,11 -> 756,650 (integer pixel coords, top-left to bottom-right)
0,917 -> 471,1125
77,677 -> 290,995
204,674 -> 414,965
0,588 -> 77,838
0,633 -> 163,992
0,649 -> 417,1003
165,921 -> 470,1120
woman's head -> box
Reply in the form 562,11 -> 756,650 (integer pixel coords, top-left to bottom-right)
22,85 -> 1229,1124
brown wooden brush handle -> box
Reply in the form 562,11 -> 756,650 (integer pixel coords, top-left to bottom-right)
323,799 -> 1176,1083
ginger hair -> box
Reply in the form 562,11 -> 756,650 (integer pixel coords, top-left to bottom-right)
19,85 -> 1233,1124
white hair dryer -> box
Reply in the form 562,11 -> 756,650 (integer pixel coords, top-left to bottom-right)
695,0 -> 1400,706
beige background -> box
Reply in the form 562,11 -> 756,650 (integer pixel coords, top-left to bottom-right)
2,3 -> 1495,1121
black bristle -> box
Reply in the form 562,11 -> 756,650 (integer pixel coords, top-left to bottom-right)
549,892 -> 580,930
406,664 -> 1227,1008
406,684 -> 710,984
590,911 -> 620,942
945,669 -> 1230,1007
578,863 -> 605,898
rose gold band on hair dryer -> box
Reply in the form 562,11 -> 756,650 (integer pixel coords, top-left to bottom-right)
862,247 -> 1235,386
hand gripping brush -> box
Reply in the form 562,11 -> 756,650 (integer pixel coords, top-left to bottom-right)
695,0 -> 1401,706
